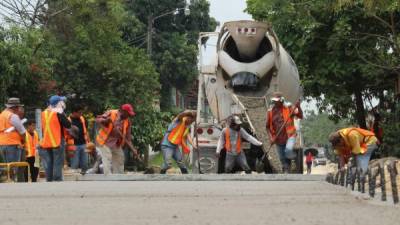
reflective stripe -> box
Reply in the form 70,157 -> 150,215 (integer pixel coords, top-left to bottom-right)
25,131 -> 38,157
167,118 -> 190,153
96,110 -> 128,146
44,110 -> 57,147
225,128 -> 241,153
340,128 -> 376,154
267,106 -> 296,138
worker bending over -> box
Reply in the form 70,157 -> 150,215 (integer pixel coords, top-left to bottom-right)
216,116 -> 262,174
160,110 -> 196,174
329,127 -> 378,174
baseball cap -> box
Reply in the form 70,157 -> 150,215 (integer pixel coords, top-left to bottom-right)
121,103 -> 135,116
49,95 -> 66,106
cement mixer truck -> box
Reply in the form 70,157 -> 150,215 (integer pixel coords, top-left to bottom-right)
192,21 -> 304,174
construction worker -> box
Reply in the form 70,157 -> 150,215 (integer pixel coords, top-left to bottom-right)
0,97 -> 26,181
216,115 -> 263,174
328,127 -> 378,174
39,95 -> 72,182
95,104 -> 136,175
24,120 -> 39,182
67,104 -> 90,174
266,92 -> 303,173
160,110 -> 197,174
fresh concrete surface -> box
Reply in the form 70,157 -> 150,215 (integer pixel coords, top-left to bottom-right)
0,180 -> 398,225
75,174 -> 326,181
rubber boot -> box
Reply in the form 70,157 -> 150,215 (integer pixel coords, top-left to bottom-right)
180,168 -> 189,174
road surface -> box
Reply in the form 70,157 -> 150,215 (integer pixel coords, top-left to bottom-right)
0,179 -> 398,225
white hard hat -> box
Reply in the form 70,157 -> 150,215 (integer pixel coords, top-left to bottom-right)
232,115 -> 242,125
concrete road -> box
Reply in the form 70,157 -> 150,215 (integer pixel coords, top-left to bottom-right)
0,180 -> 398,225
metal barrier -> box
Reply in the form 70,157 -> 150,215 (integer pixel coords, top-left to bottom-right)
0,162 -> 30,182
327,159 -> 399,205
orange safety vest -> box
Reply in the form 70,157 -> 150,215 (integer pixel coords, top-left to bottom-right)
225,128 -> 241,153
65,116 -> 90,151
0,109 -> 23,146
267,106 -> 296,138
167,117 -> 190,154
40,110 -> 62,149
340,128 -> 376,155
25,131 -> 39,157
96,110 -> 129,146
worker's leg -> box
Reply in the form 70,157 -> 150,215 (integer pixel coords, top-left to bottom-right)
224,154 -> 236,173
39,148 -> 54,181
79,144 -> 88,172
71,146 -> 80,170
160,145 -> 174,173
276,144 -> 288,172
356,144 -> 377,174
284,136 -> 296,160
2,146 -> 20,180
172,148 -> 188,174
237,152 -> 251,174
52,147 -> 65,181
98,145 -> 112,175
111,147 -> 124,174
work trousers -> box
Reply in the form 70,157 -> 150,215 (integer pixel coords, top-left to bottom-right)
225,152 -> 251,173
0,145 -> 25,181
355,144 -> 377,174
71,144 -> 88,172
276,136 -> 296,172
39,146 -> 64,182
161,145 -> 187,170
98,145 -> 124,175
25,156 -> 39,182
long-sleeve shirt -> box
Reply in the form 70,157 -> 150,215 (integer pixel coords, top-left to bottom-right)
95,110 -> 131,149
216,127 -> 262,155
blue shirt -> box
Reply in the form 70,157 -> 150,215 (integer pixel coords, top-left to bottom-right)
161,120 -> 180,148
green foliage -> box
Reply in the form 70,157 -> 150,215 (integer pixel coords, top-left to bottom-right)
131,108 -> 173,153
125,0 -> 217,109
302,113 -> 351,147
246,0 -> 398,128
0,26 -> 54,107
47,0 -> 159,113
382,102 -> 400,157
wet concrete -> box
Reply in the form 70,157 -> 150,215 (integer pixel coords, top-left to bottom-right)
0,180 -> 398,225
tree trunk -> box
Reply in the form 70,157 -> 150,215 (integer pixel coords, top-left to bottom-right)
354,88 -> 367,129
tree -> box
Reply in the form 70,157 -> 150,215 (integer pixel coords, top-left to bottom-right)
125,0 -> 217,109
302,112 -> 350,147
0,26 -> 54,107
246,0 -> 398,128
45,0 -> 159,113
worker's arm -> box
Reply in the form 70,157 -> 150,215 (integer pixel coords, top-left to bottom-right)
292,101 -> 303,119
57,113 -> 71,129
187,134 -> 197,149
240,128 -> 262,146
10,114 -> 26,135
95,111 -> 112,126
216,128 -> 226,154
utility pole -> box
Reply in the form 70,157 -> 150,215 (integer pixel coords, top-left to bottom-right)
147,14 -> 153,56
